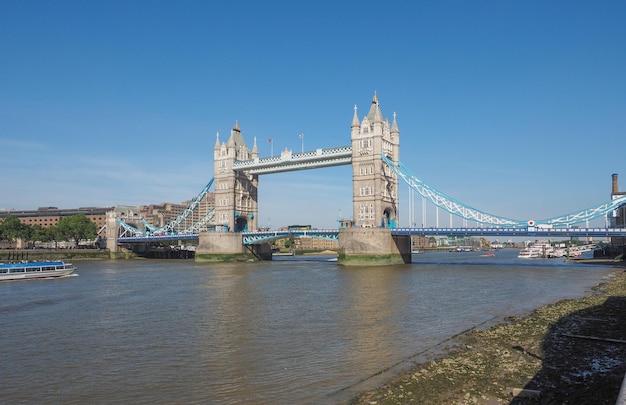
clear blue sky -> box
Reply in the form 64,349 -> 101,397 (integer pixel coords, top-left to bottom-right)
1,0 -> 624,229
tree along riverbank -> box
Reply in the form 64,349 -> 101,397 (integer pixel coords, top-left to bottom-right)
351,265 -> 626,405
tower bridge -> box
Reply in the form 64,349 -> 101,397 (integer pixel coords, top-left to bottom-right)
110,94 -> 626,264
209,94 -> 399,235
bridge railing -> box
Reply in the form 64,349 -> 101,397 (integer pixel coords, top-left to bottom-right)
391,227 -> 626,237
242,229 -> 340,244
232,145 -> 352,170
116,226 -> 626,244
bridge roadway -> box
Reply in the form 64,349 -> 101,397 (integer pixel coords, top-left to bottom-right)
232,145 -> 352,174
117,227 -> 626,244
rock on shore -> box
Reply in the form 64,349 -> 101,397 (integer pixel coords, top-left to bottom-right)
352,268 -> 626,405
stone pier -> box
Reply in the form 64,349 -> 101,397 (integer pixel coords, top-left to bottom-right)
337,228 -> 412,266
196,232 -> 272,262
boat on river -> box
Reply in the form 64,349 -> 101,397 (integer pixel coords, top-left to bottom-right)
518,240 -> 554,259
518,247 -> 542,258
0,261 -> 76,281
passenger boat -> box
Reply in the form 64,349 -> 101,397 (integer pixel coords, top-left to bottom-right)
518,247 -> 542,259
0,261 -> 76,281
518,240 -> 554,259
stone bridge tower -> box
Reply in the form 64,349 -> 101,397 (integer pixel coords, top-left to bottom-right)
213,122 -> 259,232
350,93 -> 400,228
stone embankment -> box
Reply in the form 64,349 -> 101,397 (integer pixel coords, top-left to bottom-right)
0,249 -> 116,261
352,266 -> 626,405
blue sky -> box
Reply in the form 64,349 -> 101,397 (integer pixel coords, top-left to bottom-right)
1,0 -> 624,229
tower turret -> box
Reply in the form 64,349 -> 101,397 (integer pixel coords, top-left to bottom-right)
251,136 -> 259,159
350,93 -> 399,228
213,121 -> 259,232
214,132 -> 220,150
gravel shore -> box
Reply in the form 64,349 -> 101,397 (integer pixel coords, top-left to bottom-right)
351,266 -> 626,405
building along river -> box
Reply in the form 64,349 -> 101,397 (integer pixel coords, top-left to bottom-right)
0,249 -> 618,404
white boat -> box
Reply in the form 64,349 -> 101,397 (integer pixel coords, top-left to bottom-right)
0,261 -> 76,281
518,247 -> 543,258
518,241 -> 554,259
548,248 -> 567,258
550,244 -> 597,259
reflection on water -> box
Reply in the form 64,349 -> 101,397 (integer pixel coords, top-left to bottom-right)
0,251 -> 617,404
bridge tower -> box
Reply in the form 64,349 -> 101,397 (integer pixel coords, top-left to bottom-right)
198,122 -> 267,262
213,122 -> 259,232
350,93 -> 400,228
338,94 -> 411,266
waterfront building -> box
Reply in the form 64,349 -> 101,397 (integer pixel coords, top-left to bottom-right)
136,193 -> 216,231
0,191 -> 215,242
139,203 -> 183,228
0,206 -> 111,231
296,235 -> 339,251
411,234 -> 432,250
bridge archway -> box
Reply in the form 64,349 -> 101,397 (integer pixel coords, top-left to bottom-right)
235,216 -> 248,232
382,207 -> 395,228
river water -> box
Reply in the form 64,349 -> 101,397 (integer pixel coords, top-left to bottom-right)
0,250 -> 618,404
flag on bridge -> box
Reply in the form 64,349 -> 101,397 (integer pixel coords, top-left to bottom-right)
268,138 -> 273,143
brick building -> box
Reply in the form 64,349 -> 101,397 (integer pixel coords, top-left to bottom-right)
0,206 -> 111,232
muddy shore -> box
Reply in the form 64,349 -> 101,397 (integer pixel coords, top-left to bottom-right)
351,265 -> 626,405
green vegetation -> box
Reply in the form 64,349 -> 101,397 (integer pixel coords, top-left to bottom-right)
0,214 -> 97,247
283,235 -> 295,249
0,215 -> 31,241
195,253 -> 256,262
56,214 -> 97,245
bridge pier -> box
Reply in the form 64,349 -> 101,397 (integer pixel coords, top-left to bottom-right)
338,228 -> 412,266
196,232 -> 272,262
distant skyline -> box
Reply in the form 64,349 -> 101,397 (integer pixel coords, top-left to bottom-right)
1,1 -> 624,229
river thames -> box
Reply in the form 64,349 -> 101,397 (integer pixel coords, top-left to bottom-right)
0,250 -> 618,404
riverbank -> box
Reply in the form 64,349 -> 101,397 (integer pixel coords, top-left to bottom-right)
0,249 -> 121,261
351,265 -> 626,405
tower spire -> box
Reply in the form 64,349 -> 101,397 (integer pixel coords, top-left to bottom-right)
352,105 -> 360,128
391,111 -> 399,134
367,91 -> 382,122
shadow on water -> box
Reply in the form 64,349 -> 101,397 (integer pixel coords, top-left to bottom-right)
510,295 -> 626,405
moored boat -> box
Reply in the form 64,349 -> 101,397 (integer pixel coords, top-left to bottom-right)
0,261 -> 76,281
518,247 -> 542,259
518,240 -> 554,259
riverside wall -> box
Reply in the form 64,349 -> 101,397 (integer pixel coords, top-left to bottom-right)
0,249 -> 115,261
337,228 -> 412,266
195,232 -> 272,262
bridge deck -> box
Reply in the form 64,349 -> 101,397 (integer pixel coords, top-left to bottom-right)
232,146 -> 351,174
117,227 -> 626,244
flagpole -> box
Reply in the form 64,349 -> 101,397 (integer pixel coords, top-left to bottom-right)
299,133 -> 304,153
